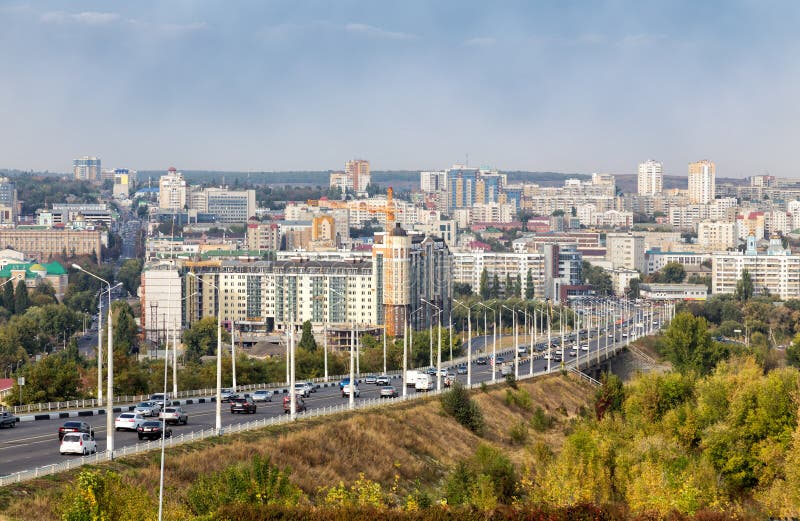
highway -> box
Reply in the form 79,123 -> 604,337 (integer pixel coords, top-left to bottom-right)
0,317 -> 653,478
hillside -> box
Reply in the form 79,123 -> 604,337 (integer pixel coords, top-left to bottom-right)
0,375 -> 595,520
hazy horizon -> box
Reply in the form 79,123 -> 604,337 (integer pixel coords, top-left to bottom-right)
1,1 -> 798,178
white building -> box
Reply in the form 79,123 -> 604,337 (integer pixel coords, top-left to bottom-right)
158,168 -> 187,212
140,264 -> 182,342
452,250 -> 544,297
420,171 -> 446,193
638,160 -> 663,196
712,236 -> 800,299
646,250 -> 711,274
606,233 -> 646,272
697,221 -> 737,251
639,283 -> 708,301
608,267 -> 640,296
189,187 -> 256,224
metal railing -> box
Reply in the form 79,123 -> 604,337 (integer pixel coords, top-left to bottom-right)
0,332 -> 649,487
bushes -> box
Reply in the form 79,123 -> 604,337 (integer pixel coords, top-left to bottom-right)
504,387 -> 533,411
530,406 -> 555,432
508,421 -> 528,444
441,381 -> 484,435
444,444 -> 518,508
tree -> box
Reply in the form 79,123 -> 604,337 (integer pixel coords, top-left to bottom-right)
491,274 -> 500,299
13,280 -> 29,315
660,262 -> 686,284
117,259 -> 143,296
662,312 -> 728,375
513,274 -> 522,298
453,282 -> 472,298
183,317 -> 231,363
594,372 -> 624,420
787,334 -> 800,368
11,350 -> 81,404
627,278 -> 640,299
505,274 -> 513,298
525,269 -> 534,299
298,320 -> 317,351
479,268 -> 490,300
735,269 -> 754,302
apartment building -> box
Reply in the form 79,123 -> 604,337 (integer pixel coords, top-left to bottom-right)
688,160 -> 716,204
140,263 -> 182,342
697,221 -> 737,250
712,236 -> 800,299
646,250 -> 711,274
246,221 -> 280,251
452,250 -> 545,298
186,187 -> 256,224
0,178 -> 18,225
638,160 -> 663,196
158,168 -> 187,211
605,233 -> 645,272
73,156 -> 101,182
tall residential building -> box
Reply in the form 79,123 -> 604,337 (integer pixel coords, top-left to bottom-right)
542,243 -> 583,302
688,159 -> 716,204
420,171 -> 445,193
697,221 -> 737,250
712,236 -> 800,299
606,233 -> 646,272
445,166 -> 480,212
637,160 -> 663,196
159,168 -> 187,212
346,159 -> 371,193
0,177 -> 18,225
73,156 -> 101,182
329,171 -> 350,195
188,187 -> 256,223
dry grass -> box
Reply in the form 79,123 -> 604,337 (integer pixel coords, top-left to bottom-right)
0,373 -> 595,520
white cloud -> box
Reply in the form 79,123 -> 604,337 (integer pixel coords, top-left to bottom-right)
345,23 -> 416,40
463,37 -> 496,47
41,11 -> 120,25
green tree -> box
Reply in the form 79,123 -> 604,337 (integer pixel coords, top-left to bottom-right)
298,320 -> 317,351
735,269 -> 754,302
787,334 -> 800,368
2,279 -> 13,311
627,278 -> 640,299
117,258 -> 143,296
662,312 -> 728,375
11,350 -> 81,404
595,372 -> 624,420
183,316 -> 231,363
513,274 -> 522,298
505,274 -> 513,298
479,267 -> 490,300
660,262 -> 686,283
525,269 -> 534,299
13,280 -> 29,315
492,273 -> 500,299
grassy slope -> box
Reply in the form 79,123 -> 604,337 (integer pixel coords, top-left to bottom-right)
0,374 -> 594,520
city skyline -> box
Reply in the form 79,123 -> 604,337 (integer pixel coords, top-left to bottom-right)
1,1 -> 798,177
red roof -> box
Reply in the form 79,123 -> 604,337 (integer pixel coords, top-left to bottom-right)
0,378 -> 14,392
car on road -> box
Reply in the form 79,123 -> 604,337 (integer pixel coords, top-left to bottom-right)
159,406 -> 188,425
294,382 -> 311,398
439,368 -> 448,377
302,382 -> 316,393
149,393 -> 169,408
342,383 -> 360,398
569,348 -> 578,357
475,357 -> 488,365
379,385 -> 398,398
115,412 -> 146,431
495,356 -> 506,364
500,365 -> 513,376
283,395 -> 306,414
230,396 -> 257,414
137,420 -> 173,441
134,401 -> 160,417
425,367 -> 437,376
375,375 -> 390,385
0,411 -> 18,428
456,366 -> 468,375
338,378 -> 354,390
220,388 -> 234,402
364,375 -> 377,384
252,389 -> 273,402
58,421 -> 94,441
581,344 -> 590,351
60,432 -> 97,456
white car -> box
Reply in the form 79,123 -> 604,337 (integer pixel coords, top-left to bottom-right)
60,432 -> 97,456
341,384 -> 360,398
252,390 -> 273,402
581,344 -> 590,351
294,383 -> 311,398
115,412 -> 146,431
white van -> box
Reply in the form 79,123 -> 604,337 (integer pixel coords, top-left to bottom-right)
415,374 -> 434,392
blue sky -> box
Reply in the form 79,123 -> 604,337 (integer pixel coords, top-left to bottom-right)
1,1 -> 798,177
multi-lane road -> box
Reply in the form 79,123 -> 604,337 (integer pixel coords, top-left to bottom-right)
2,314 -> 655,478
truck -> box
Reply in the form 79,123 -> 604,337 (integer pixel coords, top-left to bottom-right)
405,370 -> 423,387
415,374 -> 434,392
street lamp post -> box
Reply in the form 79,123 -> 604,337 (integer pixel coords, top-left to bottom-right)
501,305 -> 518,379
421,299 -> 443,391
477,302 -> 495,383
187,272 -> 222,434
453,300 -> 473,386
72,264 -> 115,458
327,286 -> 353,409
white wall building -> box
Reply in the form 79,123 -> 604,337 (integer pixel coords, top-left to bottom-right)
712,237 -> 800,299
638,160 -> 663,196
158,168 -> 187,212
606,233 -> 646,272
697,221 -> 737,251
688,160 -> 716,204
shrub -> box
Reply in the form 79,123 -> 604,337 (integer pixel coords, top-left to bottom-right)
530,406 -> 555,432
504,388 -> 533,411
505,373 -> 518,388
441,381 -> 485,435
509,420 -> 529,444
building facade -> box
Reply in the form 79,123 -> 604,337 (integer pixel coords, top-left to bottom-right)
73,156 -> 101,182
606,233 -> 646,272
345,159 -> 371,193
688,159 -> 716,204
712,236 -> 800,299
638,160 -> 663,196
159,168 -> 187,212
0,228 -> 104,262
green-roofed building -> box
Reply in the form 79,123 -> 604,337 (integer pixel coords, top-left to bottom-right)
0,260 -> 69,301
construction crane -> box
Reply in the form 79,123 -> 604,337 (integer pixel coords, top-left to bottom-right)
368,187 -> 397,229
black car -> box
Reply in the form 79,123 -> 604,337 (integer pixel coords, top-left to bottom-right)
0,411 -> 18,428
230,396 -> 257,414
58,421 -> 94,441
137,420 -> 173,441
495,356 -> 505,364
475,357 -> 488,365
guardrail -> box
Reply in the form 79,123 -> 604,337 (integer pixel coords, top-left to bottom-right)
0,333 -> 648,488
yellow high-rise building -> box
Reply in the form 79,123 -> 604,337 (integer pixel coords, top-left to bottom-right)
688,160 -> 715,204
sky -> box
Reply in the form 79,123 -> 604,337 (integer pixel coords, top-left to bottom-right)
0,1 -> 798,177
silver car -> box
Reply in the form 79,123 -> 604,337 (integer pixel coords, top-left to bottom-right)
252,390 -> 273,402
134,401 -> 160,417
159,406 -> 188,425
